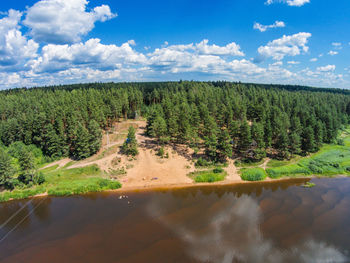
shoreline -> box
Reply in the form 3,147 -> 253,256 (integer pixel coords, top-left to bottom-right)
29,175 -> 340,199
3,175 -> 348,203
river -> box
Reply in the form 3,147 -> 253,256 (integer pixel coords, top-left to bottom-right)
1,178 -> 349,263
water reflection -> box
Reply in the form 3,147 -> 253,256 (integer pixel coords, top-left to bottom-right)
147,184 -> 348,263
0,178 -> 349,263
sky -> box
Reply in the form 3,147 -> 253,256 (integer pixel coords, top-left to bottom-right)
0,0 -> 349,89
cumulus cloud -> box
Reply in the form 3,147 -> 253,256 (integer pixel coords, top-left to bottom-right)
265,0 -> 310,6
0,9 -> 38,70
332,42 -> 342,50
257,32 -> 311,60
31,38 -> 146,73
310,58 -> 317,62
317,65 -> 336,72
328,50 -> 338,56
287,60 -> 300,64
253,21 -> 285,32
23,0 -> 117,44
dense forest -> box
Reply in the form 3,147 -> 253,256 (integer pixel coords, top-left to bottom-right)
1,81 -> 350,170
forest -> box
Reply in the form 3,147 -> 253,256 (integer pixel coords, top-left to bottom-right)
1,81 -> 350,189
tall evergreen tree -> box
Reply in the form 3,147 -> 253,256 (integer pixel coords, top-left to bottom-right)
0,150 -> 15,189
217,129 -> 232,162
122,126 -> 138,156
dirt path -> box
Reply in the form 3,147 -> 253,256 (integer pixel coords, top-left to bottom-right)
43,120 -> 246,189
224,160 -> 242,181
41,158 -> 71,170
259,158 -> 271,170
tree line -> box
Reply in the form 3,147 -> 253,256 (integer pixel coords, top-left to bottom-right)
0,81 -> 349,164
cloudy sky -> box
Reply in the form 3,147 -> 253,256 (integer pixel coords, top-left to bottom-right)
0,0 -> 349,89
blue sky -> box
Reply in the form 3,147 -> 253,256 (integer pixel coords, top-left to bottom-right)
0,0 -> 349,89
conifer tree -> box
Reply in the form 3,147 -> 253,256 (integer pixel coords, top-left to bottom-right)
0,150 -> 15,189
122,126 -> 138,156
217,129 -> 232,161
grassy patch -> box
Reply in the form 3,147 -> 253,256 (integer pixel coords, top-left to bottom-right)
241,168 -> 267,181
302,182 -> 316,188
194,158 -> 228,168
235,159 -> 265,168
266,143 -> 350,179
0,165 -> 122,202
188,169 -> 227,183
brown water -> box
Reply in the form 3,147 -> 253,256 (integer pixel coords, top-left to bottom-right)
0,178 -> 350,263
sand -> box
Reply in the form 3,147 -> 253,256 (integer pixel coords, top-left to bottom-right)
43,120 -> 246,190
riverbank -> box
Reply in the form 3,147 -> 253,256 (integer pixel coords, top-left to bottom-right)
2,121 -> 350,203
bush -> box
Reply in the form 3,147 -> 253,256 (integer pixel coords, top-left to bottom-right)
241,168 -> 267,181
157,147 -> 165,157
194,172 -> 226,183
308,164 -> 323,174
195,157 -> 211,167
213,167 -> 224,173
33,173 -> 46,185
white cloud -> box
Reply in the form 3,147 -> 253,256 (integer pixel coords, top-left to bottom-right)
253,21 -> 285,32
328,50 -> 338,56
23,0 -> 117,44
31,38 -> 146,73
265,0 -> 310,7
195,39 -> 244,56
332,42 -> 342,50
310,58 -> 317,62
317,65 -> 336,72
257,32 -> 311,60
0,9 -> 38,70
287,61 -> 300,64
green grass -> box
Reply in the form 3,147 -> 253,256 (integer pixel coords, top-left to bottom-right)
0,165 -> 122,202
302,182 -> 316,188
266,140 -> 350,179
188,169 -> 227,183
240,168 -> 267,181
235,159 -> 265,168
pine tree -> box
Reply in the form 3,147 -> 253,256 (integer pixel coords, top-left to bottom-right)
276,129 -> 290,159
18,149 -> 36,184
289,131 -> 301,155
0,150 -> 15,189
251,122 -> 265,149
204,133 -> 218,161
122,126 -> 138,156
71,123 -> 91,160
302,126 -> 316,153
238,120 -> 252,154
264,120 -> 273,148
88,120 -> 102,155
217,129 -> 232,162
149,115 -> 167,141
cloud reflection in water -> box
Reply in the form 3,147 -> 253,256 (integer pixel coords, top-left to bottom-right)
147,192 -> 347,263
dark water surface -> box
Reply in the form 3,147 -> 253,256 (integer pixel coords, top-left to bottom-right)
1,178 -> 350,263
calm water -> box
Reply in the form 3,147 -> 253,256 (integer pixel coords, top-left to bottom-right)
1,178 -> 350,263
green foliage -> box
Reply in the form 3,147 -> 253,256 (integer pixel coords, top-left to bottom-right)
213,167 -> 224,173
195,158 -> 213,167
302,182 -> 316,188
0,81 -> 349,174
157,147 -> 165,157
241,168 -> 267,181
0,149 -> 15,189
190,169 -> 227,183
122,127 -> 138,156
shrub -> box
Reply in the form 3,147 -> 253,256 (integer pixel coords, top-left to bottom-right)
194,172 -> 226,183
157,147 -> 165,157
195,158 -> 211,167
213,167 -> 224,173
241,168 -> 267,181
